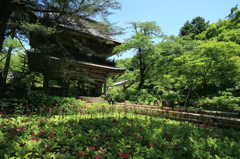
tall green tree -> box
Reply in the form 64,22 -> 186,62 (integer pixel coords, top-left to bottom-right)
179,16 -> 209,39
114,22 -> 163,90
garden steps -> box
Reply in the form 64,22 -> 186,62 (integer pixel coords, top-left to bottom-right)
78,96 -> 108,103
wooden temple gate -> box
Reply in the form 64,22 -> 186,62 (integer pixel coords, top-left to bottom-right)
28,53 -> 125,97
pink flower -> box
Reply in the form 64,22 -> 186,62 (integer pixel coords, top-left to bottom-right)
119,152 -> 130,158
31,133 -> 36,136
95,155 -> 101,159
90,146 -> 96,150
100,149 -> 105,153
148,143 -> 154,147
16,129 -> 21,132
31,138 -> 40,141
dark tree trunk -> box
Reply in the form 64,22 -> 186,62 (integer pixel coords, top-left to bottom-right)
2,47 -> 13,83
0,0 -> 14,52
203,78 -> 208,97
0,30 -> 15,97
137,49 -> 146,90
0,47 -> 12,96
137,78 -> 145,91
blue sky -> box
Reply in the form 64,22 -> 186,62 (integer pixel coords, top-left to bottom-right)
108,0 -> 240,60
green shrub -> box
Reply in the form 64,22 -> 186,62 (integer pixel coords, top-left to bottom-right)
198,94 -> 240,111
0,95 -> 85,115
161,90 -> 183,107
107,87 -> 158,104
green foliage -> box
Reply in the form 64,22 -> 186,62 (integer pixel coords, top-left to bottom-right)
0,95 -> 85,115
20,22 -> 56,35
174,41 -> 240,96
161,90 -> 183,106
2,38 -> 22,50
198,94 -> 240,111
108,86 -> 158,105
107,87 -> 126,102
179,16 -> 209,38
0,103 -> 240,158
110,14 -> 240,111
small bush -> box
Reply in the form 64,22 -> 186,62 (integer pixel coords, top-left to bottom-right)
197,94 -> 240,111
0,95 -> 85,115
107,87 -> 158,105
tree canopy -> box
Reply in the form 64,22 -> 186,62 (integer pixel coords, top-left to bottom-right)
114,21 -> 163,90
179,16 -> 209,39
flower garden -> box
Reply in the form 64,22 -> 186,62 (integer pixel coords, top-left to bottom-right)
0,96 -> 240,158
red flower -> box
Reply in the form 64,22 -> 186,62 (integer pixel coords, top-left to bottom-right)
10,132 -> 17,136
148,143 -> 154,147
41,131 -> 46,137
31,138 -> 40,141
95,155 -> 101,159
90,146 -> 96,150
78,151 -> 87,157
100,149 -> 105,153
112,119 -> 117,123
213,134 -> 219,137
31,133 -> 36,136
49,133 -> 55,138
119,152 -> 130,158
